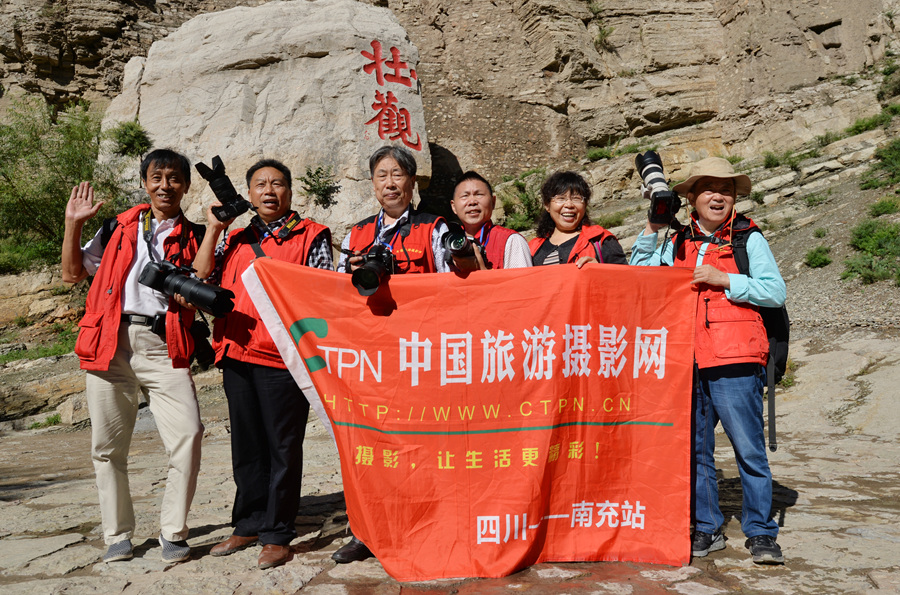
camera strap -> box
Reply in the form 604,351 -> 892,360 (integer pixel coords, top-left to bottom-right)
142,209 -> 189,266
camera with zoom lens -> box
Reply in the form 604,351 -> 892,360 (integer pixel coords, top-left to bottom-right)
441,222 -> 483,272
349,243 -> 396,297
635,151 -> 681,226
139,260 -> 236,318
195,156 -> 254,222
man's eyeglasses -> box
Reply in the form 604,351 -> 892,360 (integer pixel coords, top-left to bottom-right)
550,194 -> 585,205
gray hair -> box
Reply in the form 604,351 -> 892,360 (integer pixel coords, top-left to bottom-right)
368,146 -> 417,178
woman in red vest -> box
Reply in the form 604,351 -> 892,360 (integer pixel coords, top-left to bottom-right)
528,171 -> 627,267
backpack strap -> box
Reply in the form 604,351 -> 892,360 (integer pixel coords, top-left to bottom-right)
99,217 -> 120,249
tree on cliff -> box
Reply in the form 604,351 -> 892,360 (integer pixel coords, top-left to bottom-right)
0,99 -> 126,273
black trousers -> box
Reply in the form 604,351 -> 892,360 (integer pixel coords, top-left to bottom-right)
221,357 -> 310,546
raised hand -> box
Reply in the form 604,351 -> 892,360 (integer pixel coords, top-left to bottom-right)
65,182 -> 104,223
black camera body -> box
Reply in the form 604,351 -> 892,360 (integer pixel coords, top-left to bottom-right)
352,244 -> 396,296
195,156 -> 254,222
138,260 -> 235,318
441,222 -> 484,272
635,151 -> 681,226
349,243 -> 396,296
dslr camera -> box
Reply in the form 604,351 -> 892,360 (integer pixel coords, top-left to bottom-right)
441,222 -> 484,272
139,260 -> 235,318
347,243 -> 396,296
195,156 -> 254,222
634,151 -> 681,226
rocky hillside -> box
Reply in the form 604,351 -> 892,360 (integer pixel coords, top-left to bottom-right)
2,0 -> 898,186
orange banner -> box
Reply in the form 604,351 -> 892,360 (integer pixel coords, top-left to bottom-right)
244,260 -> 697,580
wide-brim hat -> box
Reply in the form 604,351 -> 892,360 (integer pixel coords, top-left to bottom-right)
672,157 -> 752,197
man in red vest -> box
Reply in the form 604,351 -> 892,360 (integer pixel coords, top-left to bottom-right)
449,170 -> 532,270
333,145 -> 448,563
193,159 -> 332,569
62,149 -> 205,564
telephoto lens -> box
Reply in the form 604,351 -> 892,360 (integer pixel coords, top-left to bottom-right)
635,151 -> 681,226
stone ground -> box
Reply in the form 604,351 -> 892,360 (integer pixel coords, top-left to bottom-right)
2,321 -> 900,594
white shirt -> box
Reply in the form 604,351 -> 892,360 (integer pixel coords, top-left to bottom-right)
82,214 -> 179,316
502,233 -> 533,269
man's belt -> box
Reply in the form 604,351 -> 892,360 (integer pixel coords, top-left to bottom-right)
121,313 -> 166,335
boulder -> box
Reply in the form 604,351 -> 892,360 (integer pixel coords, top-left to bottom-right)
103,0 -> 430,242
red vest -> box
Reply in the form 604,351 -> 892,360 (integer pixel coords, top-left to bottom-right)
214,217 -> 331,368
528,225 -> 615,263
672,218 -> 768,369
480,223 -> 519,269
347,209 -> 443,274
75,205 -> 200,371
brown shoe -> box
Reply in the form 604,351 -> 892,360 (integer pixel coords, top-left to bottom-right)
258,544 -> 292,569
210,534 -> 258,557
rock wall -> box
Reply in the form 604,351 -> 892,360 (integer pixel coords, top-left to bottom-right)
103,0 -> 430,236
1,0 -> 899,213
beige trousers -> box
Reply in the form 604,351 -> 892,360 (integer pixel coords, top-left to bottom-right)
86,323 -> 203,545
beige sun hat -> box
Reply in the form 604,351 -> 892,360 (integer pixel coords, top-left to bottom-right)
672,157 -> 752,197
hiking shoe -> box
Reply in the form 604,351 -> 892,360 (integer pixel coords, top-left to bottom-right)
158,534 -> 191,563
745,535 -> 784,564
102,539 -> 133,562
692,529 -> 726,557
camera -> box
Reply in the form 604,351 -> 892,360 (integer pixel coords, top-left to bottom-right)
441,222 -> 483,272
635,151 -> 681,226
195,156 -> 254,222
348,243 -> 396,296
139,260 -> 235,318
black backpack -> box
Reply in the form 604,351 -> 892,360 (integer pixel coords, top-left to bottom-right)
731,228 -> 790,385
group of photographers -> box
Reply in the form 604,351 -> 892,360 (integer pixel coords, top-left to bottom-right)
63,143 -> 785,569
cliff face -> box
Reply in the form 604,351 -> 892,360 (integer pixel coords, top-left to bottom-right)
0,0 -> 896,182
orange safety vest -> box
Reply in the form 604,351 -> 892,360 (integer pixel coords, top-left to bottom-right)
214,216 -> 331,368
75,204 -> 200,371
347,208 -> 444,274
528,224 -> 616,263
672,216 -> 769,369
479,223 -> 519,269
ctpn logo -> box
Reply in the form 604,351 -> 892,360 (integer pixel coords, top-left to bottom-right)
289,317 -> 328,372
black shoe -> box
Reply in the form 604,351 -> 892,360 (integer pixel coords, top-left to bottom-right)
745,535 -> 784,564
692,529 -> 726,557
332,536 -> 373,564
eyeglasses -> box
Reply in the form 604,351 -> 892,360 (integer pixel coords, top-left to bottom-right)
550,195 -> 585,205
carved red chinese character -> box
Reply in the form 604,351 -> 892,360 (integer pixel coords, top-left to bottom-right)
361,40 -> 417,87
365,90 -> 422,151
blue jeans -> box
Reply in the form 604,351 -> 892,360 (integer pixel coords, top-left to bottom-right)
694,363 -> 778,538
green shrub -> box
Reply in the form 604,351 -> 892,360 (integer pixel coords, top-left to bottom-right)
846,111 -> 892,136
879,73 -> 900,101
805,193 -> 828,207
883,60 -> 898,76
0,322 -> 78,366
725,155 -> 744,164
501,169 -> 545,231
28,413 -> 62,430
778,359 -> 798,388
860,138 -> 900,189
108,120 -> 152,158
588,2 -> 603,16
843,218 -> 900,283
869,197 -> 900,217
299,166 -> 341,209
763,152 -> 781,168
596,211 -> 626,229
594,26 -> 615,51
783,151 -> 802,172
815,131 -> 843,147
586,147 -> 613,161
804,246 -> 832,268
814,227 -> 827,238
0,98 -> 126,271
750,190 -> 765,205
